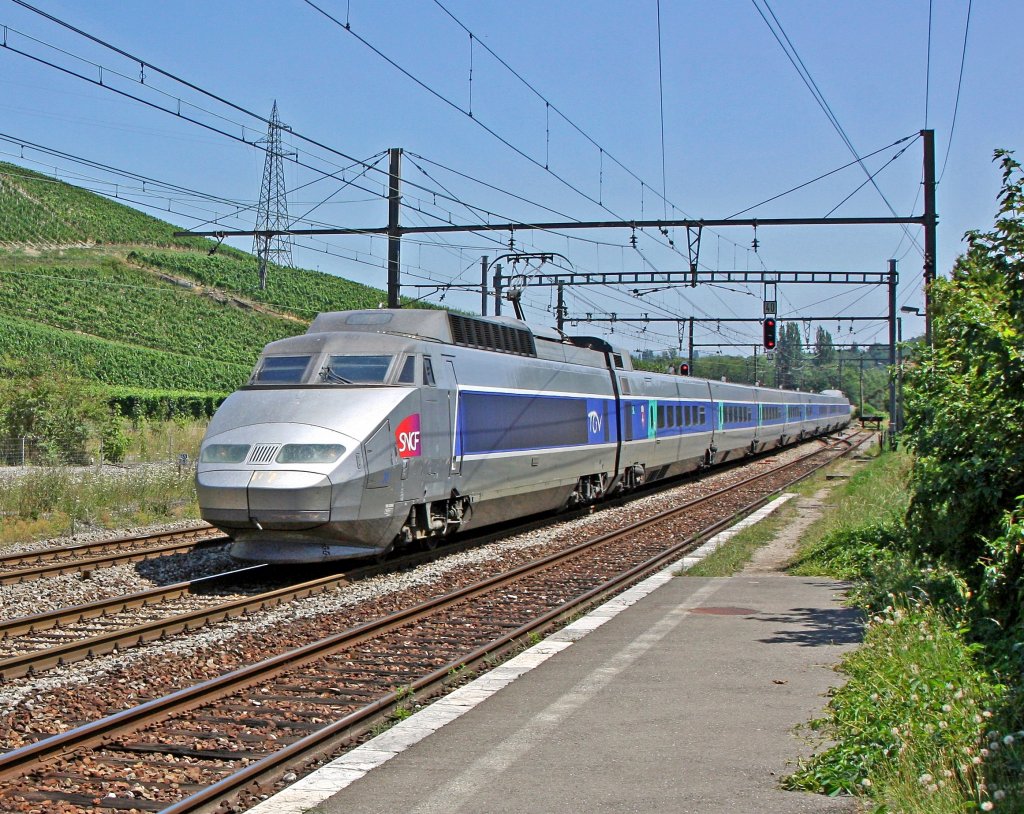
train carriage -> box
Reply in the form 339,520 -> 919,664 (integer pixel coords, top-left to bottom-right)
196,309 -> 851,563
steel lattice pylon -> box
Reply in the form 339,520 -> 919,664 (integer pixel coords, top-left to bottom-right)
253,100 -> 294,290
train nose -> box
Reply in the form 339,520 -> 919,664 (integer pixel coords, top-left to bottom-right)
197,469 -> 333,529
196,432 -> 356,531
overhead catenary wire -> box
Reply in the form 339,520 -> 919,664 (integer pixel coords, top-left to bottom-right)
2,1 -> 934,343
1,8 -> 596,248
656,0 -> 668,220
751,0 -> 923,256
303,0 -> 758,269
938,0 -> 972,184
726,134 -> 919,220
3,0 -> 784,324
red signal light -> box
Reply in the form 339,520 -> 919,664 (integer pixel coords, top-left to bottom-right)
763,318 -> 777,350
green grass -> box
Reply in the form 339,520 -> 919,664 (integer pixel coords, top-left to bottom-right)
0,464 -> 199,549
784,600 -> 1011,811
0,162 -> 212,248
128,249 -> 418,319
682,495 -> 797,576
0,157 -> 452,407
0,312 -> 253,391
788,448 -> 912,578
0,255 -> 305,366
680,447 -> 892,578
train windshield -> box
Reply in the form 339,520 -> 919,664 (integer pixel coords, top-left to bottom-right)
251,355 -> 312,384
320,355 -> 393,384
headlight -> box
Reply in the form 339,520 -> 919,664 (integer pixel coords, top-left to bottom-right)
199,444 -> 251,463
275,444 -> 346,464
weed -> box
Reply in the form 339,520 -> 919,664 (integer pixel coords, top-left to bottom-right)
0,464 -> 199,547
389,685 -> 416,721
780,449 -> 1023,811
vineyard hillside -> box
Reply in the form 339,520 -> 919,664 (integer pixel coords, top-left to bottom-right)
0,160 -> 402,412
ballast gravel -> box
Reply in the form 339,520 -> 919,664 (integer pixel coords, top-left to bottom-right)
0,442 -> 824,751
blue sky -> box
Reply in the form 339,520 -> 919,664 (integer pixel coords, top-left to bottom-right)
0,1 -> 1017,354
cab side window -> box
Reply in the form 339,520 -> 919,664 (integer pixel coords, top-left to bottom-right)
423,357 -> 436,386
398,356 -> 416,384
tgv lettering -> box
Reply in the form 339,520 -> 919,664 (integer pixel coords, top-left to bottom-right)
587,410 -> 602,434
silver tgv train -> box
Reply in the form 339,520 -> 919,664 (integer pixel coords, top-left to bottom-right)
196,309 -> 852,563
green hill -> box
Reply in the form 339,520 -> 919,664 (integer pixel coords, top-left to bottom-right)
0,160 -> 402,414
0,162 -> 209,249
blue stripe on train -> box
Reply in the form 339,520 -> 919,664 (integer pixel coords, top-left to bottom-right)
454,389 -> 848,456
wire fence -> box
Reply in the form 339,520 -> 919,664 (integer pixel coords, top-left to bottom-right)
0,432 -> 198,471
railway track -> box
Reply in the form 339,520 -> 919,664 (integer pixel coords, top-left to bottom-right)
0,431 -> 863,682
0,526 -> 226,585
0,430 -> 871,814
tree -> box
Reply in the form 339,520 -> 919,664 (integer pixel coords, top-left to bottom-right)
813,326 -> 836,367
901,150 -> 1024,624
775,322 -> 804,389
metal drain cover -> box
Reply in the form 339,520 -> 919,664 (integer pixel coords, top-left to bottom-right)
690,606 -> 759,616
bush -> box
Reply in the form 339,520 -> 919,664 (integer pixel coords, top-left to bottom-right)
0,377 -> 103,464
902,150 -> 1024,629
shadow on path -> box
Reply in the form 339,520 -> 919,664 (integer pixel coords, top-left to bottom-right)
756,602 -> 863,648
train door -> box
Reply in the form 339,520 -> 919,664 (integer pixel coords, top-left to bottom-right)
363,420 -> 398,493
442,356 -> 463,475
420,354 -> 450,502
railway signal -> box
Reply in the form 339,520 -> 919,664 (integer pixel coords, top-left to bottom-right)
763,318 -> 777,350
679,363 -> 690,375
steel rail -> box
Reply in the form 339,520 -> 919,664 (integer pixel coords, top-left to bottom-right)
0,524 -> 216,567
0,430 -> 869,805
0,565 -> 289,679
0,529 -> 228,586
0,564 -> 267,639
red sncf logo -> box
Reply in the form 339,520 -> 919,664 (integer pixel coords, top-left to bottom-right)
396,414 -> 421,458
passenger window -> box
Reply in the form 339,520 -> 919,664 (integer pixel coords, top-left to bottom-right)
398,356 -> 416,384
423,357 -> 436,386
